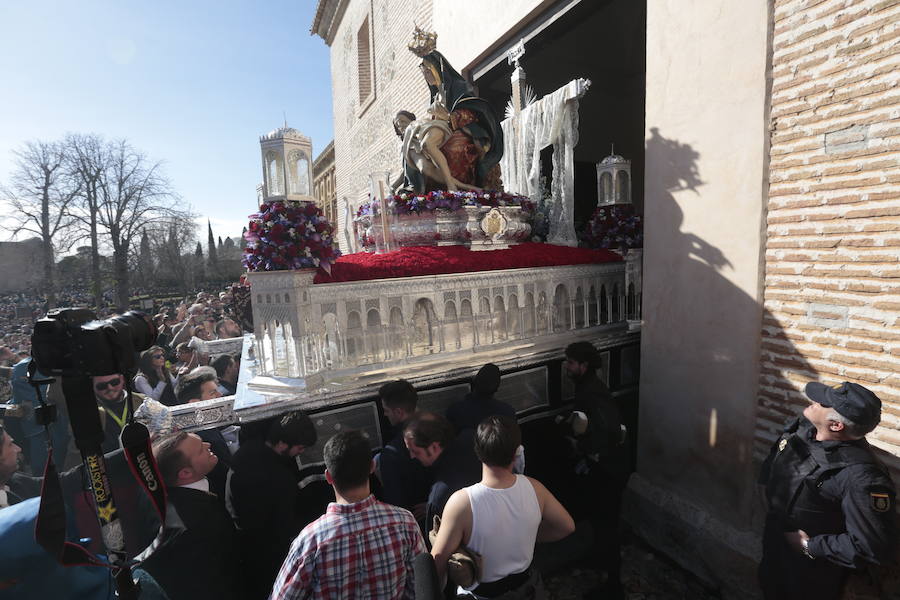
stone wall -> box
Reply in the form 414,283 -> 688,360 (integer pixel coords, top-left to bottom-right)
758,0 -> 900,481
319,0 -> 434,253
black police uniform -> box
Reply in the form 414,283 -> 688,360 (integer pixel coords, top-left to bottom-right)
758,416 -> 897,600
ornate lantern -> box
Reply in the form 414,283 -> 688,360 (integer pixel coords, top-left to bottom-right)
596,147 -> 631,206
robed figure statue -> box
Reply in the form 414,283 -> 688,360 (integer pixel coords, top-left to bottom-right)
396,30 -> 504,194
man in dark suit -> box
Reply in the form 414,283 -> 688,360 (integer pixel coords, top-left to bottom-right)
225,411 -> 317,599
175,366 -> 232,496
0,425 -> 41,507
142,431 -> 238,600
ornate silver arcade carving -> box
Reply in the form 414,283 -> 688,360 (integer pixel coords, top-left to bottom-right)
246,255 -> 640,395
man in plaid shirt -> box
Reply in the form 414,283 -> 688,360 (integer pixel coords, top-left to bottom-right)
270,430 -> 427,600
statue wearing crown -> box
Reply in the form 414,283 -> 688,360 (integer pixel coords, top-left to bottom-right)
395,28 -> 504,194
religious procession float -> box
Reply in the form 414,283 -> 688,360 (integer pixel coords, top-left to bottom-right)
169,28 -> 643,466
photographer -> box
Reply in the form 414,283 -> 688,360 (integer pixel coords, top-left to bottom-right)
93,373 -> 146,454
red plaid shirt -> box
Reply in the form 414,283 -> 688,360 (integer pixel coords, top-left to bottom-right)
270,494 -> 426,600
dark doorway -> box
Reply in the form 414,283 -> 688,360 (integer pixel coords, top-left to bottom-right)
472,0 -> 647,228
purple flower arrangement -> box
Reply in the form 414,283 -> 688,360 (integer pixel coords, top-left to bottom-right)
243,201 -> 340,273
389,190 -> 530,215
582,204 -> 643,251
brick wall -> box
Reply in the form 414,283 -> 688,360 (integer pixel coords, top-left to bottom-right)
327,0 -> 434,253
758,0 -> 900,477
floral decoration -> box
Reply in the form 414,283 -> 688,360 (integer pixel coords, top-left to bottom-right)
389,189 -> 529,215
582,204 -> 643,251
355,190 -> 531,219
243,201 -> 340,273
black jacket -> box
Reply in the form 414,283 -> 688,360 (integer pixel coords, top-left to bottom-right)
427,429 -> 482,523
760,417 -> 897,569
573,372 -> 627,476
142,485 -> 238,600
446,392 -> 516,432
378,426 -> 432,512
225,439 -> 304,599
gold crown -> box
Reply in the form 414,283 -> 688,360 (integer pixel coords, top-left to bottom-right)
408,26 -> 437,57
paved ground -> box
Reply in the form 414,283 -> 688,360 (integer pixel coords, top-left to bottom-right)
543,534 -> 722,600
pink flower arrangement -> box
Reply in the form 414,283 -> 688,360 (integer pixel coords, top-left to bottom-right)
243,201 -> 340,273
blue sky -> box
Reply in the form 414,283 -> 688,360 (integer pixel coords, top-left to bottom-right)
0,1 -> 333,241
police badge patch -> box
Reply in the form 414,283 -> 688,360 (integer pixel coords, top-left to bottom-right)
870,492 -> 891,513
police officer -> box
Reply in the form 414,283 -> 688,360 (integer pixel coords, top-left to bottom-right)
758,381 -> 897,600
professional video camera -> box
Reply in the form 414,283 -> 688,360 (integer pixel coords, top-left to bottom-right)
30,308 -> 157,600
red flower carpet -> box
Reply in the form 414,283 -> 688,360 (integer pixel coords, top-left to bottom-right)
313,243 -> 622,284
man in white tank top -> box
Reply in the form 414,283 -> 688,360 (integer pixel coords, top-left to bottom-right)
431,416 -> 575,599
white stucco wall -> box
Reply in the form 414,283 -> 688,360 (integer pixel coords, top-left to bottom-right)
637,1 -> 769,525
433,0 -> 544,70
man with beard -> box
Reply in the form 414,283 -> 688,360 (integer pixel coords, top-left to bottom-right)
93,373 -> 144,453
562,342 -> 628,600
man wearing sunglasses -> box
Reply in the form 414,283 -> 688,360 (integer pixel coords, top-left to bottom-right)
93,374 -> 145,453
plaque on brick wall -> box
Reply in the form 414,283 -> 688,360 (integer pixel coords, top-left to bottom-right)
496,366 -> 549,413
418,384 -> 469,415
297,402 -> 382,467
560,351 -> 610,401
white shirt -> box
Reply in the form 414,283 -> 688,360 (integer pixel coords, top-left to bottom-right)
464,475 -> 542,586
180,478 -> 210,493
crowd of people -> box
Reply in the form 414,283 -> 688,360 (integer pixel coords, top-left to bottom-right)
0,319 -> 896,600
0,340 -> 629,599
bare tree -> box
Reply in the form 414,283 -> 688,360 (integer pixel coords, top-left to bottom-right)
97,139 -> 181,309
142,213 -> 199,295
67,133 -> 109,310
1,140 -> 81,308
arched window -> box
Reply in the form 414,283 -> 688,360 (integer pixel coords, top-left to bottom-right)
600,285 -> 609,324
346,311 -> 362,362
552,284 -> 570,332
444,301 -> 460,349
524,293 -> 536,337
611,283 -> 621,322
479,296 -> 493,345
600,172 -> 613,204
323,313 -> 340,368
289,150 -> 310,196
536,292 -> 548,334
412,298 -> 438,356
588,286 -> 598,326
493,296 -> 507,341
616,171 -> 630,204
366,308 -> 382,362
507,294 -> 520,339
459,299 -> 475,348
574,287 -> 585,329
266,151 -> 284,196
388,306 -> 404,358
